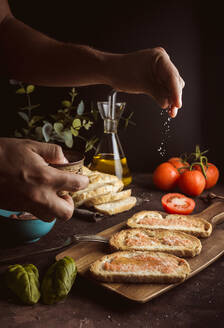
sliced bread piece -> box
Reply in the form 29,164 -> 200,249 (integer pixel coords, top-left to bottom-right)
109,228 -> 202,257
82,166 -> 93,176
71,173 -> 121,199
94,196 -> 136,215
90,250 -> 190,283
73,180 -> 124,207
86,189 -> 132,207
127,211 -> 212,238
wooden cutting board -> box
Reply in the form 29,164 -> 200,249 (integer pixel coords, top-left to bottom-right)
56,202 -> 224,303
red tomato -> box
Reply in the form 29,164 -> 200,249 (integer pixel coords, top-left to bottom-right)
153,162 -> 180,191
168,157 -> 190,173
178,170 -> 206,196
161,193 -> 195,214
193,163 -> 219,189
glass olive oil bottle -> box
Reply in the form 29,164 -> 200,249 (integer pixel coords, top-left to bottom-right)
90,94 -> 132,186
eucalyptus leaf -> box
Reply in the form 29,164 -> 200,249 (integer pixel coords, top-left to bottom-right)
29,115 -> 43,127
72,118 -> 81,130
16,87 -> 26,95
71,126 -> 79,137
77,100 -> 85,115
62,130 -> 73,148
41,256 -> 77,305
42,122 -> 53,142
61,100 -> 71,108
84,120 -> 93,130
26,85 -> 35,94
5,264 -> 40,305
18,111 -> 29,123
54,122 -> 64,136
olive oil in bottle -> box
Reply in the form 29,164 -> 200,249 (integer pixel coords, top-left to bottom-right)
90,91 -> 132,186
90,153 -> 132,186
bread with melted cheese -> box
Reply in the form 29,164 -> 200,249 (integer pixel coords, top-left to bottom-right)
127,211 -> 212,238
90,251 -> 191,283
109,228 -> 202,257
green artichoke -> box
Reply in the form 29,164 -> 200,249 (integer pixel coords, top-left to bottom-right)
5,264 -> 40,305
41,256 -> 77,305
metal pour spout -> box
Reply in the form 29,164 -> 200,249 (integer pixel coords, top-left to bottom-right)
108,89 -> 117,120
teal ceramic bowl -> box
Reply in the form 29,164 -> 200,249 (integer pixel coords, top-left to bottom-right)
0,209 -> 56,245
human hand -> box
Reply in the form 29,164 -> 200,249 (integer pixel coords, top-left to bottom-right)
0,138 -> 89,221
109,47 -> 185,118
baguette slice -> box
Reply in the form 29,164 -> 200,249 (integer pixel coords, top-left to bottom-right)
71,172 -> 120,199
127,211 -> 212,238
90,251 -> 190,283
73,180 -> 124,207
94,196 -> 136,215
86,189 -> 132,207
82,166 -> 93,176
109,228 -> 202,257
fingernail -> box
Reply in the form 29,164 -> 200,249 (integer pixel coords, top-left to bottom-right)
168,107 -> 178,118
172,107 -> 178,117
178,97 -> 182,108
63,156 -> 69,164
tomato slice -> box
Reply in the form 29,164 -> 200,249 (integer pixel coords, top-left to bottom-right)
161,193 -> 195,214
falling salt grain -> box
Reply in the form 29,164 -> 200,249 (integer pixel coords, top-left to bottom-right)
157,110 -> 172,157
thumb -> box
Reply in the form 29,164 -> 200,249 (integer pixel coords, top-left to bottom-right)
31,141 -> 68,164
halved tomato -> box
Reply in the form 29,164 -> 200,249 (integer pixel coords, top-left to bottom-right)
161,193 -> 195,215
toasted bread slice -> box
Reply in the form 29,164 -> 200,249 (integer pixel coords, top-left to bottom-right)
73,180 -> 124,207
127,211 -> 212,238
109,228 -> 202,257
86,189 -> 132,207
94,196 -> 136,215
90,251 -> 190,283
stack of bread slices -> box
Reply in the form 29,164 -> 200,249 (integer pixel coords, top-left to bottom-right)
71,166 -> 136,215
90,210 -> 213,284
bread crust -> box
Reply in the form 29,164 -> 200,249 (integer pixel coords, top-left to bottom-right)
86,189 -> 131,207
109,229 -> 202,257
127,211 -> 212,238
82,166 -> 93,176
71,173 -> 120,198
94,197 -> 137,215
90,251 -> 190,284
72,180 -> 124,207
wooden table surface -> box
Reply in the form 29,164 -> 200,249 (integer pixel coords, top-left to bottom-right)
0,173 -> 224,328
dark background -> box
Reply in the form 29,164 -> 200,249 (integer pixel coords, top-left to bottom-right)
1,0 -> 224,177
